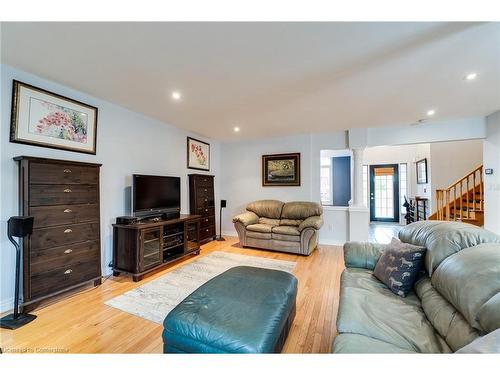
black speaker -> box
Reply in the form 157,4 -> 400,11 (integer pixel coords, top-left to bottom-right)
8,216 -> 34,238
217,200 -> 226,241
1,216 -> 36,329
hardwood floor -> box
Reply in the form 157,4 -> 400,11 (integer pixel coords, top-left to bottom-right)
0,237 -> 344,354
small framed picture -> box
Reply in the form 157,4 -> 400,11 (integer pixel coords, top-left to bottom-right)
10,80 -> 98,154
187,137 -> 210,171
262,153 -> 301,186
416,158 -> 428,184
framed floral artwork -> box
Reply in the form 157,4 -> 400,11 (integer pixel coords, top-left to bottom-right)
10,80 -> 98,154
262,153 -> 301,186
187,137 -> 210,171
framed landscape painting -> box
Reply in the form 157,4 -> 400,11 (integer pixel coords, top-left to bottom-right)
262,153 -> 301,186
10,80 -> 98,154
187,137 -> 210,171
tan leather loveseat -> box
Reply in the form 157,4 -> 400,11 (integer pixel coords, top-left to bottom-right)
233,200 -> 323,255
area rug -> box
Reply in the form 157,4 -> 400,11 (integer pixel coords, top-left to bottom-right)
105,251 -> 296,324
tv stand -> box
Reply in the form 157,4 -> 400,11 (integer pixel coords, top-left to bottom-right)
112,214 -> 201,281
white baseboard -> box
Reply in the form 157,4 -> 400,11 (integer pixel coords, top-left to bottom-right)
319,239 -> 346,246
0,297 -> 14,315
222,230 -> 238,237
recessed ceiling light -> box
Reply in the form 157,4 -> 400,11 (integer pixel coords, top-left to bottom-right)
233,126 -> 240,133
427,109 -> 436,116
171,91 -> 181,100
465,72 -> 477,81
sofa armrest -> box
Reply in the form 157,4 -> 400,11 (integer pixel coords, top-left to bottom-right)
343,242 -> 388,270
232,211 -> 259,226
298,216 -> 323,232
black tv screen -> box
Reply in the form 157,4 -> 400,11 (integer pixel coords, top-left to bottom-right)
132,174 -> 180,216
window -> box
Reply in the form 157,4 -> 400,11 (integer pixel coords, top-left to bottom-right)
320,157 -> 332,205
320,151 -> 351,206
399,163 -> 408,210
362,165 -> 368,207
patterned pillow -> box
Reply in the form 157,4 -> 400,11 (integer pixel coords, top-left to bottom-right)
373,237 -> 426,297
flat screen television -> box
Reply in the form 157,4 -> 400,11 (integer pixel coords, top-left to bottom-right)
132,174 -> 181,218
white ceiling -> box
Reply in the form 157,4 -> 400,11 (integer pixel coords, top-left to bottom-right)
1,22 -> 499,141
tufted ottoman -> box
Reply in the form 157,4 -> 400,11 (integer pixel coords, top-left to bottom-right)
162,266 -> 298,353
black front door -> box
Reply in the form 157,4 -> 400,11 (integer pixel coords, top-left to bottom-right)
369,164 -> 399,222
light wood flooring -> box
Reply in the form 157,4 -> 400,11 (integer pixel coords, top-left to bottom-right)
0,237 -> 344,353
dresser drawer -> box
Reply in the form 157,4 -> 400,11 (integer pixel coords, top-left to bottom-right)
196,197 -> 214,209
30,162 -> 98,185
30,204 -> 99,228
31,240 -> 100,275
197,207 -> 215,217
200,225 -> 215,240
196,186 -> 214,197
30,184 -> 98,206
31,222 -> 99,250
30,260 -> 100,300
200,215 -> 215,228
196,176 -> 213,188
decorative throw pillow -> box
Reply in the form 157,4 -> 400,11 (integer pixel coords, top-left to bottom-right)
373,237 -> 426,297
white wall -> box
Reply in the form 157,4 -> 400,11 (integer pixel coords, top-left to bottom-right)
483,111 -> 500,235
364,118 -> 486,147
429,139 -> 483,210
363,144 -> 431,219
219,132 -> 349,244
0,65 -> 221,312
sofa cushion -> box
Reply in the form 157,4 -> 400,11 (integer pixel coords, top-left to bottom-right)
259,217 -> 281,226
398,221 -> 500,276
373,238 -> 426,297
414,276 -> 479,351
281,201 -> 322,220
431,243 -> 500,330
232,211 -> 259,226
337,268 -> 451,353
280,219 -> 303,226
271,233 -> 300,242
247,200 -> 284,219
247,231 -> 272,240
333,333 -> 415,353
456,329 -> 500,354
272,225 -> 301,236
246,223 -> 275,233
477,293 -> 500,333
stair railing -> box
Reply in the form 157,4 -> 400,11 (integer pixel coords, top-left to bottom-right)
435,165 -> 483,222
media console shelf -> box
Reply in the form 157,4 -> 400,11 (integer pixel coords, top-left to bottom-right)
112,214 -> 201,281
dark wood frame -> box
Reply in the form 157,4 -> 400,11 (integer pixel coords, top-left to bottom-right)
112,215 -> 201,281
187,136 -> 210,171
262,153 -> 301,186
10,80 -> 98,155
14,156 -> 102,312
416,158 -> 428,184
369,164 -> 400,222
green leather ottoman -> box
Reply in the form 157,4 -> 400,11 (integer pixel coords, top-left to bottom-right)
162,266 -> 298,353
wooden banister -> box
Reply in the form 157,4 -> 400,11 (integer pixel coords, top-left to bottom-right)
431,165 -> 483,225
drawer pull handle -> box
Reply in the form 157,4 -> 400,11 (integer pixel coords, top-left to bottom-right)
63,189 -> 72,193
64,249 -> 73,254
63,169 -> 72,173
63,209 -> 73,213
205,218 -> 209,222
64,269 -> 73,274
205,209 -> 208,212
64,228 -> 73,233
204,189 -> 207,192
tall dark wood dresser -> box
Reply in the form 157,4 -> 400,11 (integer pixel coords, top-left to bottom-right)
188,174 -> 216,243
14,156 -> 102,312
